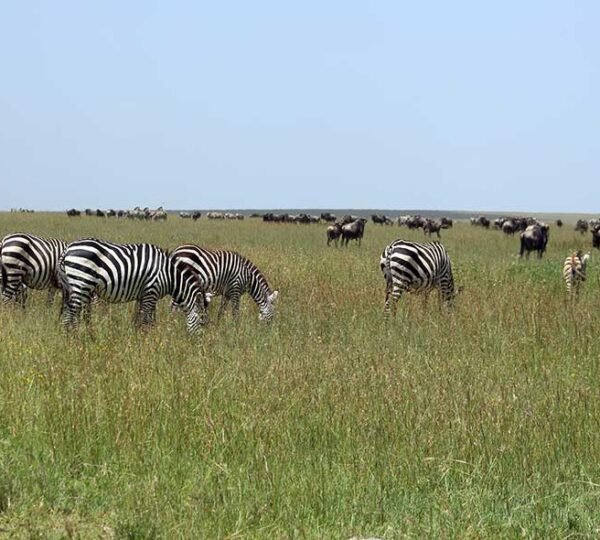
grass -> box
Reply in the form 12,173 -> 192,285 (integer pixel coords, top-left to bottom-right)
0,213 -> 599,538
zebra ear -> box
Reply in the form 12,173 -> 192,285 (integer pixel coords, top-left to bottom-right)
268,290 -> 279,303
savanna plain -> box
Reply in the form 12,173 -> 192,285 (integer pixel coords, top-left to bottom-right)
0,212 -> 599,539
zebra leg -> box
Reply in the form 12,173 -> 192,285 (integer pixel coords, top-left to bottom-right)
62,292 -> 84,329
384,284 -> 402,317
1,272 -> 26,306
229,292 -> 242,320
136,293 -> 158,327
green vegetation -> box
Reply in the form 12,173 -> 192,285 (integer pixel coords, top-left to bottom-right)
0,213 -> 599,538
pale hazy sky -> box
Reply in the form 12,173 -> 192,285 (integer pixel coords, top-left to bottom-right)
1,1 -> 598,212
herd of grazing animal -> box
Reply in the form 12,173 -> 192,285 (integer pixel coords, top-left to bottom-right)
1,232 -> 278,334
1,214 -> 598,332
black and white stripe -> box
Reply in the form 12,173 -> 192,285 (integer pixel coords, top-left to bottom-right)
563,250 -> 590,297
59,238 -> 211,333
380,239 -> 455,315
170,245 -> 278,322
0,232 -> 67,306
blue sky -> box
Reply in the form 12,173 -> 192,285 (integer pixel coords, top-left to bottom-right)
1,1 -> 598,212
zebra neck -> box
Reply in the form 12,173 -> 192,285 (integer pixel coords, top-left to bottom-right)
249,270 -> 271,306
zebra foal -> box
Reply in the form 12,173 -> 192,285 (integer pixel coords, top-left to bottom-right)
563,250 -> 590,297
59,239 -> 211,333
380,239 -> 456,316
0,232 -> 67,306
169,245 -> 279,322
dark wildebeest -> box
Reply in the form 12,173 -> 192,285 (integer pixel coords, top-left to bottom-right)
575,219 -> 589,234
423,219 -> 441,237
66,209 -> 81,217
592,226 -> 600,250
192,211 -> 202,221
440,217 -> 453,229
520,223 -> 550,258
321,212 -> 337,222
555,219 -> 563,227
502,220 -> 516,235
477,216 -> 491,228
339,215 -> 359,226
371,214 -> 388,226
106,209 -> 116,218
85,208 -> 93,216
96,209 -> 105,217
341,218 -> 367,247
326,223 -> 343,247
406,215 -> 426,230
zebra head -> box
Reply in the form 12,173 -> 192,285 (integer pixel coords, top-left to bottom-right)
171,261 -> 213,333
259,290 -> 279,322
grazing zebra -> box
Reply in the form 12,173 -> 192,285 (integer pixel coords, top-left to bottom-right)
563,251 -> 590,297
380,239 -> 456,315
59,239 -> 211,333
170,245 -> 279,322
0,233 -> 67,306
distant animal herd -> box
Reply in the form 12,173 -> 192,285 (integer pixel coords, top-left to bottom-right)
1,210 -> 598,334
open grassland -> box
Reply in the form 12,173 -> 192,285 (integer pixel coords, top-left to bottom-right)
0,213 -> 600,538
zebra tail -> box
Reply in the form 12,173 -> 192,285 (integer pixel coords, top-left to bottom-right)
56,258 -> 72,299
382,249 -> 393,286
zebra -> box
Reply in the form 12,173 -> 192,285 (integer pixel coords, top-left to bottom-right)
59,239 -> 212,333
563,250 -> 590,297
380,239 -> 456,315
0,232 -> 67,306
169,245 -> 279,322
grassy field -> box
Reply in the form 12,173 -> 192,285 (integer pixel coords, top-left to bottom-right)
0,213 -> 599,538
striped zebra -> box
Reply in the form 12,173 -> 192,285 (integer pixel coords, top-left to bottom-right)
0,232 -> 67,306
59,239 -> 212,333
169,245 -> 279,322
380,239 -> 456,315
563,250 -> 590,297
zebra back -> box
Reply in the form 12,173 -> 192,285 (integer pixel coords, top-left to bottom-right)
381,239 -> 455,304
60,238 -> 209,332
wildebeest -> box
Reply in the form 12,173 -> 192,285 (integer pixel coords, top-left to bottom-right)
341,218 -> 367,247
555,219 -> 563,227
440,217 -> 453,229
320,212 -> 337,222
371,214 -> 392,226
519,223 -> 550,258
405,215 -> 426,230
575,219 -> 588,234
326,223 -> 343,247
339,215 -> 359,226
592,226 -> 600,250
95,209 -> 105,217
66,209 -> 81,217
179,212 -> 191,219
423,219 -> 441,237
192,211 -> 202,221
471,216 -> 490,228
263,213 -> 290,223
502,220 -> 516,235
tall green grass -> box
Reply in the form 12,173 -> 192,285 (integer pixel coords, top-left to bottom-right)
0,214 -> 599,538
